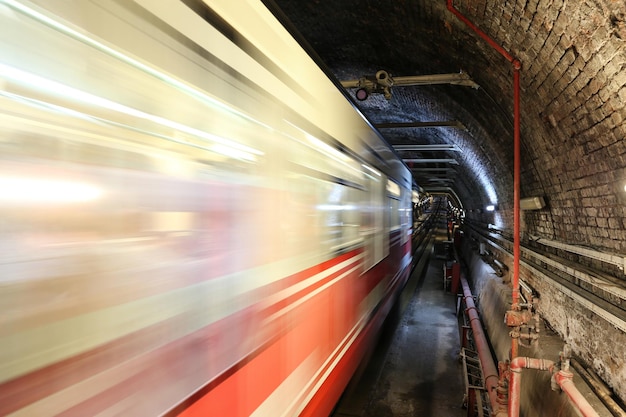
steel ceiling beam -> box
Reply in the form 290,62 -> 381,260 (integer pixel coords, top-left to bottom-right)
403,158 -> 459,165
340,71 -> 480,89
394,144 -> 462,152
410,167 -> 458,172
341,70 -> 479,100
377,121 -> 466,130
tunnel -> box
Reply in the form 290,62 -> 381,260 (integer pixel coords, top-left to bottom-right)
268,0 -> 626,415
0,0 -> 625,416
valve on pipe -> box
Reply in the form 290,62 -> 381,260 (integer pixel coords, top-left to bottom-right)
505,296 -> 541,349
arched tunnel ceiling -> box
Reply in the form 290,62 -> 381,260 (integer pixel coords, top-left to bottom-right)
268,0 -> 626,252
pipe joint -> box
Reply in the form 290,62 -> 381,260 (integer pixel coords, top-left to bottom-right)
555,369 -> 574,384
465,305 -> 479,316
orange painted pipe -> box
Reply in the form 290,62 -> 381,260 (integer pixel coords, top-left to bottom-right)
508,357 -> 555,417
554,370 -> 602,417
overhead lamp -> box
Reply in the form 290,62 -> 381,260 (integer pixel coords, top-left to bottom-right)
486,204 -> 497,212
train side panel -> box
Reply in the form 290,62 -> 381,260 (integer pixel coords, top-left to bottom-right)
0,0 -> 413,415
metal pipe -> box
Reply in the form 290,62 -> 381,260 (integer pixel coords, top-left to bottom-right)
571,359 -> 626,417
554,370 -> 601,417
445,0 -> 521,68
509,356 -> 601,417
377,121 -> 466,130
446,0 -> 522,359
460,275 -> 502,415
511,66 -> 521,359
508,357 -> 555,417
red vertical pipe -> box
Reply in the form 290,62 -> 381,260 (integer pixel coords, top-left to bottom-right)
509,358 -> 600,417
508,357 -> 555,417
446,0 -> 523,359
511,67 -> 521,359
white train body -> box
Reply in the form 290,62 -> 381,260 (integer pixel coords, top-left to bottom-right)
0,1 -> 413,415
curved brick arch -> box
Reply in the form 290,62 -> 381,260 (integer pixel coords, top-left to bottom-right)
273,0 -> 626,253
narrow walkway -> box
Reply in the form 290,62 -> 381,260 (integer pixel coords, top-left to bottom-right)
333,231 -> 466,417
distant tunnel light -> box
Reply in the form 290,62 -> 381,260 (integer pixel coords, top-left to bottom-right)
485,204 -> 496,212
0,177 -> 102,203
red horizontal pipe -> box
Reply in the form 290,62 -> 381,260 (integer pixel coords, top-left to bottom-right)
509,358 -> 600,417
554,371 -> 601,417
460,275 -> 501,414
508,357 -> 555,417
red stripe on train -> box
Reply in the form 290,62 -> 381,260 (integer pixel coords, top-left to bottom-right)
177,249 -> 410,416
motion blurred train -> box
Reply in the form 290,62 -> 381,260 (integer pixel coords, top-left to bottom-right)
0,0 -> 414,415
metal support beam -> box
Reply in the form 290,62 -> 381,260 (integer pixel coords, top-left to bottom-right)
340,70 -> 479,100
378,121 -> 466,130
410,167 -> 458,173
403,158 -> 459,164
340,71 -> 480,89
394,144 -> 462,152
393,72 -> 480,88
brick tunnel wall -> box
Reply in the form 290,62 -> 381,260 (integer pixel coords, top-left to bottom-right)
274,0 -> 626,407
274,0 -> 626,253
445,0 -> 626,253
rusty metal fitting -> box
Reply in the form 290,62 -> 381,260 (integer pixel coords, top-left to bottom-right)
559,344 -> 572,372
518,332 -> 539,341
505,309 -> 532,327
496,383 -> 509,409
552,368 -> 575,392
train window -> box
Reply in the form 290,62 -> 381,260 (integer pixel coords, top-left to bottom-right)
362,167 -> 388,271
318,181 -> 363,253
387,179 -> 401,232
389,198 -> 400,230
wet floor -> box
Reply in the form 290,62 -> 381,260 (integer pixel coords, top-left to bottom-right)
332,233 -> 466,417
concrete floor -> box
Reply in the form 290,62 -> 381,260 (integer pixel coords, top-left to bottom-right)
332,233 -> 466,417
